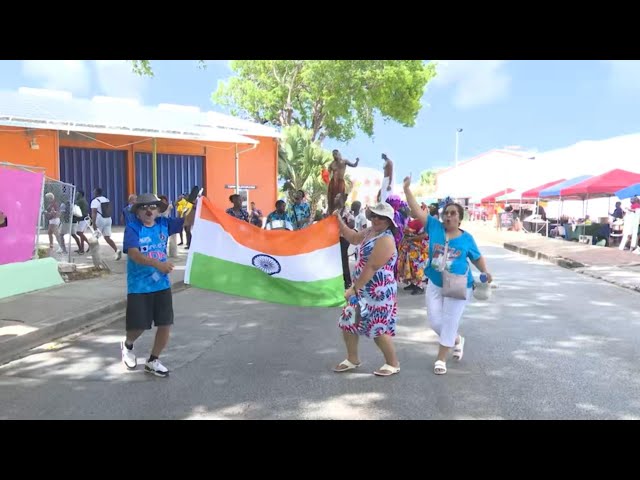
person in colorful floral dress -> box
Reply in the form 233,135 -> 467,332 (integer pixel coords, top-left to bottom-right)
333,202 -> 400,377
398,217 -> 429,295
384,194 -> 410,248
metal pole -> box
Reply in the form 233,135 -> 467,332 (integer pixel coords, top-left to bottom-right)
152,138 -> 158,195
234,144 -> 239,195
67,184 -> 75,263
34,171 -> 46,260
455,128 -> 463,167
455,130 -> 459,167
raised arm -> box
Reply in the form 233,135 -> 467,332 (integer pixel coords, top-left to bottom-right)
402,176 -> 428,226
345,157 -> 360,168
334,210 -> 366,245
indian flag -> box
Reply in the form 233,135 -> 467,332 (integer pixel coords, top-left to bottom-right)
185,197 -> 345,307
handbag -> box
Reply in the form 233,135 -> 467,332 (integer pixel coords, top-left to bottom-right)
439,239 -> 470,300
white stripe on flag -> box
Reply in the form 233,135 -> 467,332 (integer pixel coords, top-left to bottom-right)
190,219 -> 342,282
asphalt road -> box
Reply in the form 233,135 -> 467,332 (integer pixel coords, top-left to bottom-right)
2,244 -> 639,420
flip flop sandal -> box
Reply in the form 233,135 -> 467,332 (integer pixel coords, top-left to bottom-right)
373,364 -> 400,376
434,360 -> 447,375
453,336 -> 465,361
333,359 -> 361,373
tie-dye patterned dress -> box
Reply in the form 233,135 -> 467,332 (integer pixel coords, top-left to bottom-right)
338,229 -> 398,338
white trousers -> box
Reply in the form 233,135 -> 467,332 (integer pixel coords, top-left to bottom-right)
380,177 -> 392,202
425,281 -> 472,348
619,211 -> 639,250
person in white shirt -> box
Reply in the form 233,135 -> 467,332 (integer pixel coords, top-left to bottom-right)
351,201 -> 368,232
90,187 -> 122,260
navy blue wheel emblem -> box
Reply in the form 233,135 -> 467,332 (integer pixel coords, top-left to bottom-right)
252,254 -> 281,276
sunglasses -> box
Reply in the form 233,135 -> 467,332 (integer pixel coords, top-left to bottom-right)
140,204 -> 159,210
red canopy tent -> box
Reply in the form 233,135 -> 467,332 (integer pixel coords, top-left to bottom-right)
480,188 -> 515,204
560,169 -> 640,198
521,179 -> 566,199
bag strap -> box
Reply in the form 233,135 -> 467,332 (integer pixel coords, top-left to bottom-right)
440,233 -> 470,275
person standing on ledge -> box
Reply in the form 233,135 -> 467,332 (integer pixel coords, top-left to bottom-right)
328,149 -> 359,213
379,153 -> 394,203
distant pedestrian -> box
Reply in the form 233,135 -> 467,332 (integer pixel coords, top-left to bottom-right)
91,187 -> 121,260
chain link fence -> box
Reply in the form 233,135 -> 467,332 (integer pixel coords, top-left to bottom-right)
42,179 -> 76,263
1,161 -> 85,265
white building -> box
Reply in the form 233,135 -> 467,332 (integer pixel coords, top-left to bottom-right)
435,148 -> 539,201
435,134 -> 640,219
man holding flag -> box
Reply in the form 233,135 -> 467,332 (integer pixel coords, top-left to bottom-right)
120,193 -> 184,378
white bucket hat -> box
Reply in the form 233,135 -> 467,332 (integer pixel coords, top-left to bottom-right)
367,202 -> 397,226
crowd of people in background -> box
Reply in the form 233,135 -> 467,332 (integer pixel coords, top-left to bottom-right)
41,188 -> 200,259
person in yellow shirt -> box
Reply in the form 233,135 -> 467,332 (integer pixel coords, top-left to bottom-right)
175,194 -> 191,245
495,203 -> 504,230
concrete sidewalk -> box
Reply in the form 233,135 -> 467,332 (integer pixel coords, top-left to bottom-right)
465,222 -> 640,293
0,237 -> 191,366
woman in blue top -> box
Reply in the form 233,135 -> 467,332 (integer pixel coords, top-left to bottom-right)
403,176 -> 493,375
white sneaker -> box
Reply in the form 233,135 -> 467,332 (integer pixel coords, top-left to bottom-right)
145,359 -> 169,377
121,341 -> 137,369
115,249 -> 122,260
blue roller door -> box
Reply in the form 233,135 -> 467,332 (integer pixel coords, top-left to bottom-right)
135,153 -> 204,213
59,147 -> 128,225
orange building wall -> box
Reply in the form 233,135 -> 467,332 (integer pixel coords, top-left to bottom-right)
0,129 -> 278,211
0,127 -> 59,178
203,136 -> 279,211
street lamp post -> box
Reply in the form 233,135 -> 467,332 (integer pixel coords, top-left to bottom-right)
455,128 -> 463,167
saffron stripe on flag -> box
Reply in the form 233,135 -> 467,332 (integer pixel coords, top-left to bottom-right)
198,197 -> 339,256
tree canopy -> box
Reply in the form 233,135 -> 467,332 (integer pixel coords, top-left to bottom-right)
213,60 -> 435,143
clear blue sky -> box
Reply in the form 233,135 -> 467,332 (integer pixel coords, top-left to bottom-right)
3,60 -> 640,180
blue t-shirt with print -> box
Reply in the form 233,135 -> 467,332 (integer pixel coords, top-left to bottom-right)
123,217 -> 184,294
288,202 -> 311,230
424,214 -> 481,288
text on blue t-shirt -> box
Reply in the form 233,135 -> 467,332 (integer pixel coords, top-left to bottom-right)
424,214 -> 481,288
123,216 -> 184,294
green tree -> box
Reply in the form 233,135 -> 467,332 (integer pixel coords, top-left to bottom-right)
213,60 -> 436,143
419,169 -> 438,189
129,60 -> 206,78
278,125 -> 332,215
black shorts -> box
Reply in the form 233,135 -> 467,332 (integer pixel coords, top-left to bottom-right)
126,288 -> 174,331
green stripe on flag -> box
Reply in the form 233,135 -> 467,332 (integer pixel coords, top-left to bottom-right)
189,253 -> 346,308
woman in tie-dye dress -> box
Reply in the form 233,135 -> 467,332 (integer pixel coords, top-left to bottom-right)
333,202 -> 400,377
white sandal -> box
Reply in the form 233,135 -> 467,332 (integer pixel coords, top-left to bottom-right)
333,359 -> 361,373
453,336 -> 465,361
373,363 -> 400,376
434,360 -> 447,375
